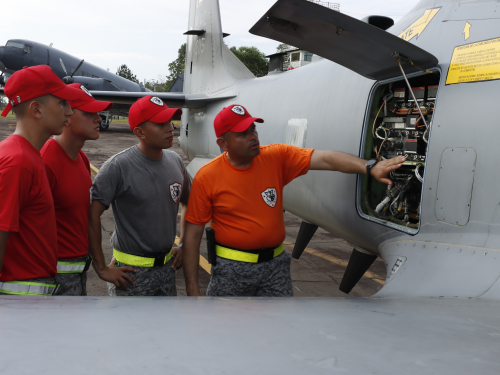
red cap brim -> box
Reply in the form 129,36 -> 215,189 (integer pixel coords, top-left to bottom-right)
149,107 -> 182,124
1,85 -> 84,117
1,103 -> 13,117
51,85 -> 84,101
75,100 -> 113,113
230,116 -> 264,133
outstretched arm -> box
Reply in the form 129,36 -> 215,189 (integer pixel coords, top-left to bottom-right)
88,200 -> 136,290
183,222 -> 205,296
309,150 -> 405,185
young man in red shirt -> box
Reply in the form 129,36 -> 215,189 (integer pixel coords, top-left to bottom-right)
0,66 -> 82,296
183,104 -> 406,297
41,83 -> 115,296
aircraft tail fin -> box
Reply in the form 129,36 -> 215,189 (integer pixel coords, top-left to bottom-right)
184,0 -> 254,96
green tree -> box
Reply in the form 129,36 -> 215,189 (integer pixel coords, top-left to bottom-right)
116,64 -> 139,83
145,75 -> 169,92
276,43 -> 291,53
229,46 -> 269,77
164,43 -> 186,91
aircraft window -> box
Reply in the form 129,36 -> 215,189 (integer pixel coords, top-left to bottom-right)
6,41 -> 24,49
24,46 -> 31,53
304,52 -> 313,62
291,52 -> 300,62
357,70 -> 442,234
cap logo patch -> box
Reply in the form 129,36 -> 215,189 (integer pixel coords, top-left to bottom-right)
10,100 -> 15,106
170,182 -> 182,203
16,96 -> 21,104
80,85 -> 93,97
261,187 -> 277,208
150,97 -> 164,106
231,105 -> 245,115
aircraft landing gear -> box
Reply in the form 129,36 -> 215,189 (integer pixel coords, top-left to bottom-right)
99,113 -> 109,131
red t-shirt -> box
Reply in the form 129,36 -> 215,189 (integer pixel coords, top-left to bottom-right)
0,135 -> 57,281
41,139 -> 91,259
186,144 -> 314,250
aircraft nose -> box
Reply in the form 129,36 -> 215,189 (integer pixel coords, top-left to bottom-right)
0,47 -> 4,62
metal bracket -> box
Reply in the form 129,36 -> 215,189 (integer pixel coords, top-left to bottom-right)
184,30 -> 206,36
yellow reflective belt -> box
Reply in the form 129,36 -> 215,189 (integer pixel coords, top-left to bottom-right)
0,281 -> 58,296
113,248 -> 172,267
215,243 -> 284,263
57,260 -> 86,274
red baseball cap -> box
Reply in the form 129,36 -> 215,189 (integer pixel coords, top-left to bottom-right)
66,83 -> 113,112
213,104 -> 263,137
1,65 -> 82,117
128,95 -> 182,130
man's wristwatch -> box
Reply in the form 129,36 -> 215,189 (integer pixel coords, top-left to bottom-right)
366,159 -> 378,177
178,243 -> 184,249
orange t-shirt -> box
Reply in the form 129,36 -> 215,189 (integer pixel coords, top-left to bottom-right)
185,144 -> 314,250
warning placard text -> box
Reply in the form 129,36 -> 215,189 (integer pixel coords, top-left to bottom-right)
446,37 -> 500,85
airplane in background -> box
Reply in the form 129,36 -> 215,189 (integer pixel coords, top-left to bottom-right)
1,0 -> 500,373
0,39 -> 152,130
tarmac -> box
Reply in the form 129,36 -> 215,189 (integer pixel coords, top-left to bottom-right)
0,118 -> 387,297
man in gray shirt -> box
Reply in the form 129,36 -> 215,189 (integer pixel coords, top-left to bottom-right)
89,96 -> 190,296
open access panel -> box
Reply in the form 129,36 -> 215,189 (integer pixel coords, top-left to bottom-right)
357,70 -> 441,234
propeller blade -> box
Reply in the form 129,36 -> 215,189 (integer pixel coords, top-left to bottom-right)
59,58 -> 68,76
71,59 -> 84,77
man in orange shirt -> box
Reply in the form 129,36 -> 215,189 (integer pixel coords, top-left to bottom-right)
183,104 -> 405,297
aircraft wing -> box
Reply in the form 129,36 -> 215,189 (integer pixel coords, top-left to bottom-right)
1,296 -> 499,374
249,0 -> 438,80
89,91 -> 236,109
0,88 -> 235,110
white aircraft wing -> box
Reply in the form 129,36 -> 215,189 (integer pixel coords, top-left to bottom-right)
1,296 -> 499,374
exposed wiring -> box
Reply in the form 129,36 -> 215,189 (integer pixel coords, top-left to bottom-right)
376,137 -> 389,161
415,164 -> 424,183
375,126 -> 388,140
414,115 -> 422,129
372,102 -> 385,139
423,129 -> 429,143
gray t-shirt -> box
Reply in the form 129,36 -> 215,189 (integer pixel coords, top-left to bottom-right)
91,145 -> 191,257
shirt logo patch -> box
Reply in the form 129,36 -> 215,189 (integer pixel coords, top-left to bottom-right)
261,187 -> 277,208
150,96 -> 164,106
170,182 -> 182,203
80,85 -> 93,97
231,105 -> 245,115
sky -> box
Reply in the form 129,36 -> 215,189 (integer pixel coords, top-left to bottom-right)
0,0 -> 419,83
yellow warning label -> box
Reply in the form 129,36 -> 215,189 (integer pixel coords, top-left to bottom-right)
398,8 -> 441,42
446,37 -> 500,85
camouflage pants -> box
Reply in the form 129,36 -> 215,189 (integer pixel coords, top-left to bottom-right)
54,255 -> 88,296
107,258 -> 177,297
0,277 -> 57,295
207,251 -> 294,297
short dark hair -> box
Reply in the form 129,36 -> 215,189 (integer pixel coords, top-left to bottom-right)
12,95 -> 50,118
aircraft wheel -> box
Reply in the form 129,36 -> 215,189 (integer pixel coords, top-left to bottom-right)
99,115 -> 109,132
